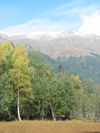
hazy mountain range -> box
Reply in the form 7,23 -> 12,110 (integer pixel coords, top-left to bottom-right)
0,30 -> 100,59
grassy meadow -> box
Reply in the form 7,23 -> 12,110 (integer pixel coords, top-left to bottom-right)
0,120 -> 100,133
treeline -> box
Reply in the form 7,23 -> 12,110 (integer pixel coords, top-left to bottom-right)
0,41 -> 100,121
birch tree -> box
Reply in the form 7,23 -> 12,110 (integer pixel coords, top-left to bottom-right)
10,44 -> 33,121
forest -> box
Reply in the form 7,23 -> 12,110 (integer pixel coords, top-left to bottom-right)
42,53 -> 100,84
0,41 -> 100,122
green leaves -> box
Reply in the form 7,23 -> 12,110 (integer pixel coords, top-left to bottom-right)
0,41 -> 100,121
0,73 -> 11,114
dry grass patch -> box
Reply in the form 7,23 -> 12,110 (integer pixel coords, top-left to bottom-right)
0,120 -> 100,133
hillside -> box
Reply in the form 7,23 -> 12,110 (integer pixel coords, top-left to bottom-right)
0,30 -> 100,59
42,53 -> 100,84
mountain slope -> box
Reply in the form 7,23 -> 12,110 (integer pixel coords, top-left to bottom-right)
0,30 -> 100,84
0,30 -> 100,59
41,53 -> 100,84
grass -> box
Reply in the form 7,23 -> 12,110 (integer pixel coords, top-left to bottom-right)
0,120 -> 100,133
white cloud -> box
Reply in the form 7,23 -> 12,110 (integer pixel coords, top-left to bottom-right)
79,10 -> 100,36
3,19 -> 68,33
2,1 -> 99,33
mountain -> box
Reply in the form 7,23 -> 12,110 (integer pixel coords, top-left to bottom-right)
0,30 -> 100,59
0,30 -> 100,84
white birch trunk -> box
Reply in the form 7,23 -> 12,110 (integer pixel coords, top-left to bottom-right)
17,87 -> 21,121
50,102 -> 56,121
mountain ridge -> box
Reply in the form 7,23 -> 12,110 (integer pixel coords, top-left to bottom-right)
0,30 -> 100,59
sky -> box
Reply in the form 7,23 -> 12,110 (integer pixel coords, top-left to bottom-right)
0,0 -> 100,35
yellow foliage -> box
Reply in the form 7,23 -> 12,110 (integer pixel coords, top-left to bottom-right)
3,41 -> 14,55
75,75 -> 81,84
71,75 -> 75,79
0,43 -> 5,66
12,44 -> 28,62
71,75 -> 81,84
28,66 -> 35,77
9,44 -> 34,101
46,70 -> 50,76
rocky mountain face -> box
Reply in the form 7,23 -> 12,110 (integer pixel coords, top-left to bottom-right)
0,30 -> 100,59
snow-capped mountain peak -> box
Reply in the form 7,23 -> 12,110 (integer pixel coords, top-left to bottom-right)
0,30 -> 100,59
0,30 -> 76,40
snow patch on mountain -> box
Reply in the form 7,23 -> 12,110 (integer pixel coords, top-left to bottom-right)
0,30 -> 77,40
0,29 -> 100,59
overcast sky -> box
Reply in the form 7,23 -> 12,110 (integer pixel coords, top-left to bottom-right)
0,0 -> 100,35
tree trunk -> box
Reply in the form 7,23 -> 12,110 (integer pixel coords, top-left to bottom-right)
11,85 -> 13,101
91,106 -> 96,121
42,116 -> 44,121
50,102 -> 56,121
17,88 -> 21,121
41,108 -> 44,121
70,113 -> 72,120
8,111 -> 11,121
91,112 -> 95,121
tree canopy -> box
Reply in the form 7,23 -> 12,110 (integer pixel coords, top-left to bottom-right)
0,41 -> 100,121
